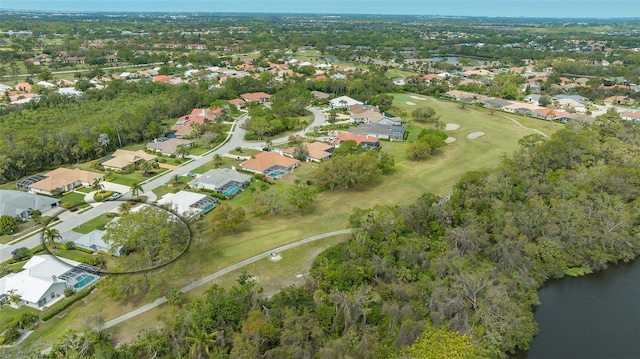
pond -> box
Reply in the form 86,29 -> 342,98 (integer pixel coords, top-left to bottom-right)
520,259 -> 640,358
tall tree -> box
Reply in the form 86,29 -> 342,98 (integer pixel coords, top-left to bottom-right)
44,228 -> 62,249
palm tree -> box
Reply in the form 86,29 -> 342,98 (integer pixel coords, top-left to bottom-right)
213,154 -> 223,168
118,202 -> 131,216
90,178 -> 104,193
44,228 -> 62,249
138,159 -> 153,176
185,325 -> 217,359
176,144 -> 190,159
130,182 -> 143,200
171,174 -> 181,186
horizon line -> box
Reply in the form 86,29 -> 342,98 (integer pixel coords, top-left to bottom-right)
1,9 -> 639,20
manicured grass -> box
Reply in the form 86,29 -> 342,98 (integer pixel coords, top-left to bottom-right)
152,176 -> 193,199
52,248 -> 96,264
15,92 -> 567,352
72,213 -> 117,234
190,157 -> 240,174
229,148 -> 262,156
61,192 -> 86,208
0,306 -> 40,333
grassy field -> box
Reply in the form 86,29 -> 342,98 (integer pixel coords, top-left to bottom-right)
12,92 -> 565,352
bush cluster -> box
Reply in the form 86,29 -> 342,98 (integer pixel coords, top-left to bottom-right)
41,286 -> 95,321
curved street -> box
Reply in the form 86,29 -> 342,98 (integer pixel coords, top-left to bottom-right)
0,107 -> 327,262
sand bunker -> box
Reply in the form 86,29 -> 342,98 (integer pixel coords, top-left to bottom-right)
467,132 -> 486,140
406,101 -> 416,106
410,95 -> 427,100
445,137 -> 457,144
445,123 -> 460,131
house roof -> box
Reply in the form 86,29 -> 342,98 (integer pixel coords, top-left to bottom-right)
0,255 -> 82,304
240,92 -> 272,102
0,190 -> 60,217
349,123 -> 406,137
74,229 -> 120,253
283,142 -> 333,160
157,190 -> 217,217
503,102 -> 542,111
30,168 -> 103,192
153,75 -> 173,83
146,138 -> 193,155
484,98 -> 514,107
335,132 -> 380,145
604,95 -> 632,103
330,96 -> 363,108
102,149 -> 157,169
228,98 -> 246,106
620,110 -> 640,120
189,168 -> 252,189
533,108 -> 571,118
241,152 -> 300,172
351,108 -> 385,122
311,90 -> 330,99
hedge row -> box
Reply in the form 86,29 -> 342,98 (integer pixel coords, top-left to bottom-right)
40,286 -> 95,321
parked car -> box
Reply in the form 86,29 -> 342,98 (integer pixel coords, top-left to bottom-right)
11,247 -> 28,256
186,172 -> 197,177
107,193 -> 123,201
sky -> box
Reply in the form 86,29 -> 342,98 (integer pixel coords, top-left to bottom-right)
1,0 -> 639,18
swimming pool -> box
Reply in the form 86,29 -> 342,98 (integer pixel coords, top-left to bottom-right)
223,187 -> 239,196
73,274 -> 97,290
267,170 -> 285,178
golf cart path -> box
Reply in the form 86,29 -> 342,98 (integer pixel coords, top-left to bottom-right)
102,228 -> 354,329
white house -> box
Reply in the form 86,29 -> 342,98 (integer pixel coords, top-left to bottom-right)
330,95 -> 364,109
157,191 -> 219,218
74,229 -> 124,256
0,255 -> 99,310
188,168 -> 252,195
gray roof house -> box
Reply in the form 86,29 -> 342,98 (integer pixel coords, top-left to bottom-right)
188,168 -> 252,196
349,124 -> 406,141
483,98 -> 513,109
146,138 -> 194,156
74,229 -> 124,256
0,190 -> 61,219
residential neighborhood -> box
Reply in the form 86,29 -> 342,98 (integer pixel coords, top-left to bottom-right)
0,9 -> 639,359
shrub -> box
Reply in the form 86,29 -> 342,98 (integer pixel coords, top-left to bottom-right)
76,247 -> 94,254
30,244 -> 44,254
64,288 -> 75,297
0,327 -> 20,345
61,203 -> 71,209
65,242 -> 75,250
41,286 -> 95,321
210,192 -> 226,200
254,173 -> 265,180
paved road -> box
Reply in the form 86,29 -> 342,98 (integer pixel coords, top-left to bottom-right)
103,229 -> 353,328
0,107 -> 326,262
39,228 -> 352,355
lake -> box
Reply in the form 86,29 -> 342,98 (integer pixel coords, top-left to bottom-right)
522,259 -> 640,358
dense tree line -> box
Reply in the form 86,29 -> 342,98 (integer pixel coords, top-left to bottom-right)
0,81 -> 208,182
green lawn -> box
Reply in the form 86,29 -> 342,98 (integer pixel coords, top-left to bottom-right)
190,157 -> 240,174
52,248 -> 96,264
152,176 -> 194,199
14,92 -> 567,352
61,192 -> 86,208
73,213 -> 117,234
229,148 -> 262,157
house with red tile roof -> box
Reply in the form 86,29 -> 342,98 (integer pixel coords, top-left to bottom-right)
282,142 -> 333,162
15,82 -> 32,92
228,98 -> 246,110
604,95 -> 633,105
530,108 -> 572,122
334,133 -> 380,149
153,75 -> 173,83
240,92 -> 272,103
29,168 -> 104,196
240,152 -> 300,177
620,110 -> 640,122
